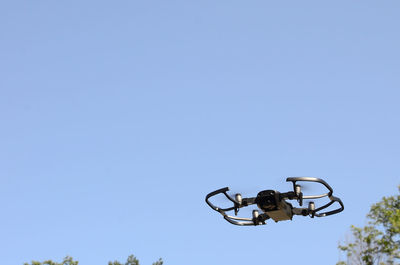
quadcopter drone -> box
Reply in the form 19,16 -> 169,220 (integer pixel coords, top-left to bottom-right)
205,177 -> 344,226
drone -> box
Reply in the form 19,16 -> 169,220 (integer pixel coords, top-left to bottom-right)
205,177 -> 344,226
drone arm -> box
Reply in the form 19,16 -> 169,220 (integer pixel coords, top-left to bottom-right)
279,191 -> 297,200
292,207 -> 308,216
241,197 -> 257,206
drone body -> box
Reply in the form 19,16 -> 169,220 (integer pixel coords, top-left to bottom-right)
255,190 -> 294,222
205,177 -> 344,226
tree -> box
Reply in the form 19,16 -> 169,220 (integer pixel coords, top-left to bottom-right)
24,256 -> 78,265
108,254 -> 163,265
337,186 -> 400,265
24,254 -> 163,265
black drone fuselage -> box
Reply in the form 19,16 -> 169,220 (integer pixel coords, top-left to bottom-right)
255,190 -> 295,222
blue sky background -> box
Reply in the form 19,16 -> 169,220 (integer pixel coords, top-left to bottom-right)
1,1 -> 399,265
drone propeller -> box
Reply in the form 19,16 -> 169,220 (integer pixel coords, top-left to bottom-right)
207,189 -> 248,213
291,180 -> 325,206
290,179 -> 330,205
296,184 -> 312,192
295,180 -> 327,194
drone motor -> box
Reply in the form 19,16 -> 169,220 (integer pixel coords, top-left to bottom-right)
308,201 -> 315,211
235,194 -> 242,205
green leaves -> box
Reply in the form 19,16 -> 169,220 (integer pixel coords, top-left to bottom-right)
24,256 -> 78,265
25,254 -> 162,265
337,186 -> 400,265
125,255 -> 140,265
107,255 -> 140,265
151,258 -> 163,265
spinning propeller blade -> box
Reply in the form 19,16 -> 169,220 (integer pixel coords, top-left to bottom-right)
294,181 -> 328,197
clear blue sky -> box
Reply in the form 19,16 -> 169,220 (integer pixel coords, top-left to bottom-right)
1,1 -> 399,265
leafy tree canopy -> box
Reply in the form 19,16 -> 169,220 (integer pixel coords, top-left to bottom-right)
337,186 -> 400,265
24,254 -> 163,265
24,256 -> 78,265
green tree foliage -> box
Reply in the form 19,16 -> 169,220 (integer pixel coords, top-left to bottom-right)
24,256 -> 78,265
107,254 -> 162,265
337,186 -> 400,265
151,258 -> 163,265
25,255 -> 163,265
108,255 -> 140,265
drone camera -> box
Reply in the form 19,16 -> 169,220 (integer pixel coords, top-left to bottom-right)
255,190 -> 278,212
